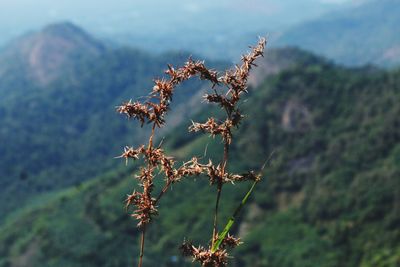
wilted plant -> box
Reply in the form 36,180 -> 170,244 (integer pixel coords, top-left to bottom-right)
116,38 -> 266,267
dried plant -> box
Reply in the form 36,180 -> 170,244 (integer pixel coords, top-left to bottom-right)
116,38 -> 266,267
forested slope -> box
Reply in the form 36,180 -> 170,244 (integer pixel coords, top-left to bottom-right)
1,53 -> 398,267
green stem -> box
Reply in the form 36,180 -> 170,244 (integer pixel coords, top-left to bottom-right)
211,180 -> 258,253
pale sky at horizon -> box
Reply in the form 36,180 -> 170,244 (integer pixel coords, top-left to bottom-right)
0,0 -> 359,45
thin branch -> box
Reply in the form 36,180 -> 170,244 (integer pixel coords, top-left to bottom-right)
212,141 -> 229,247
138,225 -> 146,267
211,150 -> 275,253
154,181 -> 171,205
148,124 -> 156,149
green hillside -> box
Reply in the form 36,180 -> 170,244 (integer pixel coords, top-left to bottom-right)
0,23 -> 227,220
0,53 -> 398,266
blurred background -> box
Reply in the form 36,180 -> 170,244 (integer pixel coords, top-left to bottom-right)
0,0 -> 399,266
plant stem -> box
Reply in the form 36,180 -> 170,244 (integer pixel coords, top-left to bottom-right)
154,181 -> 171,204
212,180 -> 258,253
212,141 -> 229,247
138,225 -> 146,267
212,183 -> 222,246
138,123 -> 155,267
211,150 -> 275,253
148,124 -> 156,149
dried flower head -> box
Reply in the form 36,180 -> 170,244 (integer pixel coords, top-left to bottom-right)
180,241 -> 228,267
116,145 -> 145,165
116,37 -> 266,267
116,100 -> 150,126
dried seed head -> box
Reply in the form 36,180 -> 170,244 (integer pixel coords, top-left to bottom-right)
180,241 -> 229,267
177,157 -> 206,178
152,79 -> 174,101
116,145 -> 145,165
117,39 -> 267,262
219,233 -> 242,249
116,100 -> 150,126
189,118 -> 233,144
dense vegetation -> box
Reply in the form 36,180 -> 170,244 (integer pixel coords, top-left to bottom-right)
0,42 -> 225,220
0,52 -> 398,266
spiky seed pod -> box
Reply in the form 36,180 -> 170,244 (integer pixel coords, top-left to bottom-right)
180,241 -> 229,267
116,100 -> 150,126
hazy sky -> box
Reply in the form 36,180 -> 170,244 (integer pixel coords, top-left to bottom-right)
0,0 -> 357,45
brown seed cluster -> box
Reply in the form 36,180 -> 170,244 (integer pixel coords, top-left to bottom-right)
180,234 -> 241,267
117,38 -> 266,266
181,242 -> 228,267
117,58 -> 221,129
189,118 -> 234,144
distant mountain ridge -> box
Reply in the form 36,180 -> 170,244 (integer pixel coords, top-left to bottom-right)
0,22 -> 104,85
276,0 -> 400,67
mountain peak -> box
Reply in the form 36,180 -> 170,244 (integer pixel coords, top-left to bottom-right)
43,21 -> 82,32
42,22 -> 92,40
0,22 -> 105,85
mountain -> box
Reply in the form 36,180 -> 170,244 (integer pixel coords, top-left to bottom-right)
0,50 -> 398,266
0,0 -> 357,59
0,23 -> 228,221
276,0 -> 400,67
0,22 -> 104,86
102,0 -> 348,61
247,47 -> 323,88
